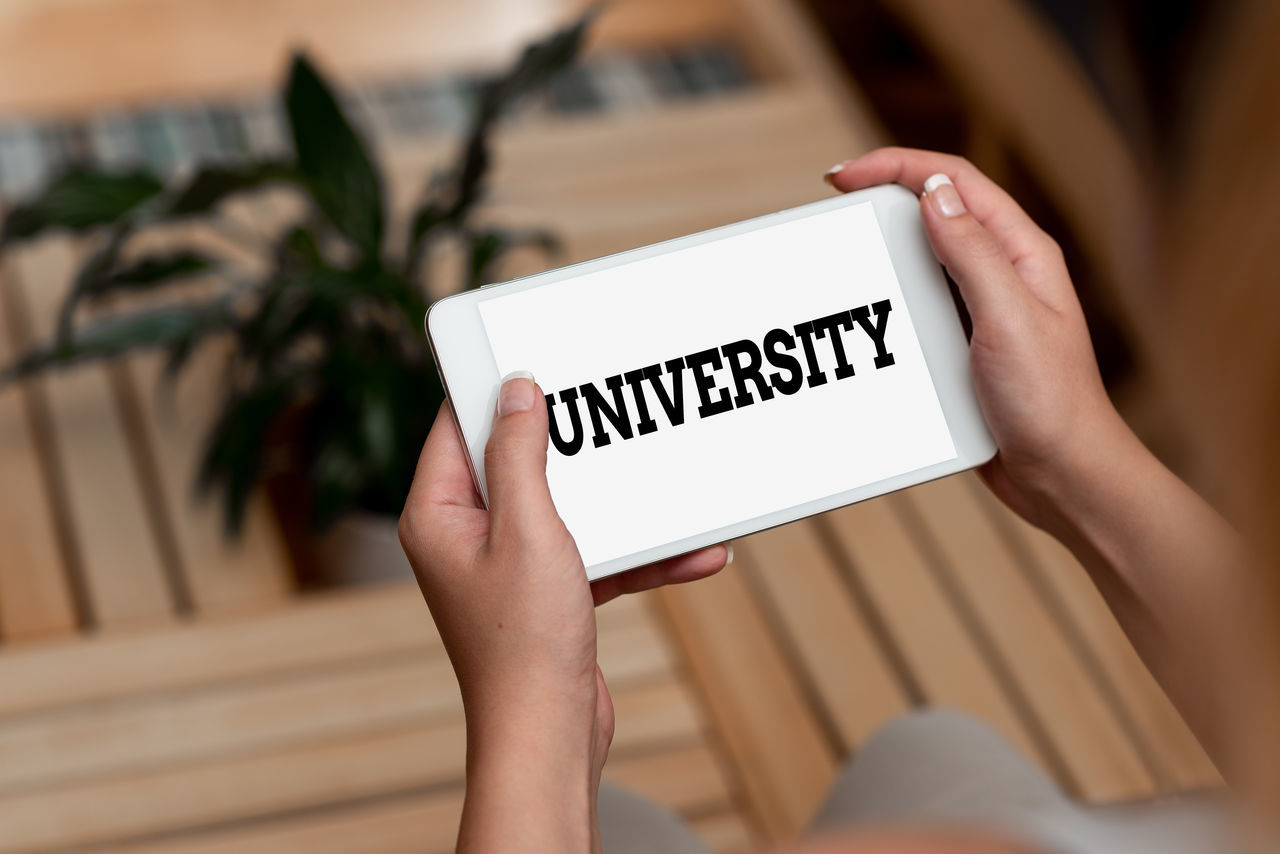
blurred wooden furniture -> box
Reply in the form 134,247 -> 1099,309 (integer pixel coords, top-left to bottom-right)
0,236 -> 294,639
854,0 -> 1185,459
0,0 -> 1219,851
0,586 -> 752,853
877,0 -> 1149,328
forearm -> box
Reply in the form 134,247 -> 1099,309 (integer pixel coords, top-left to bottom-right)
457,691 -> 602,854
1041,411 -> 1273,772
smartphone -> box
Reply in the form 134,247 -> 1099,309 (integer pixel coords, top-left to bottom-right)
427,184 -> 996,580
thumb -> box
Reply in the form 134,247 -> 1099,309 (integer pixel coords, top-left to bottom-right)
920,173 -> 1029,324
483,371 -> 560,540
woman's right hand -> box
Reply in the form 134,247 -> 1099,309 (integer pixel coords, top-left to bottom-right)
827,148 -> 1131,534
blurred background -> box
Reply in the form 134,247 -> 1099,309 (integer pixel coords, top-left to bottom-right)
0,0 -> 1239,851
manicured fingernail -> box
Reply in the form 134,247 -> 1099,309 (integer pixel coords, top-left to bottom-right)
822,162 -> 848,186
725,543 -> 734,565
923,173 -> 966,218
497,371 -> 536,416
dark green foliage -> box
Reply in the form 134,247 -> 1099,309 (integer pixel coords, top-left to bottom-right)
404,4 -> 597,280
0,12 -> 590,534
98,251 -> 216,290
465,226 -> 561,290
2,299 -> 237,381
0,169 -> 164,243
166,162 -> 295,217
284,57 -> 384,259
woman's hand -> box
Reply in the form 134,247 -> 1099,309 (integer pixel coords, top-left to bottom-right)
830,150 -> 1269,772
827,148 -> 1128,534
399,373 -> 729,853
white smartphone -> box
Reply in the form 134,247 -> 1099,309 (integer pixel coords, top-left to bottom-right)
427,184 -> 996,580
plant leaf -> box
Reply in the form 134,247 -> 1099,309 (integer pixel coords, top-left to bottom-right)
466,226 -> 561,289
275,224 -> 325,271
56,238 -> 215,343
2,168 -> 164,243
198,371 -> 307,533
284,54 -> 385,259
3,299 -> 235,384
234,274 -> 333,373
300,343 -> 435,529
490,4 -> 600,102
406,8 -> 594,274
403,202 -> 445,280
453,8 -> 597,211
306,432 -> 367,531
102,251 -> 215,290
57,225 -> 132,343
166,161 -> 296,216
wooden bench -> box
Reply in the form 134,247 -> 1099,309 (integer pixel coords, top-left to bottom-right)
0,582 -> 753,852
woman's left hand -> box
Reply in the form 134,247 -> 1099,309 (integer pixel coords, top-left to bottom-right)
399,372 -> 730,853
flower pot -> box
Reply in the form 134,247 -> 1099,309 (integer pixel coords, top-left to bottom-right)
307,511 -> 414,588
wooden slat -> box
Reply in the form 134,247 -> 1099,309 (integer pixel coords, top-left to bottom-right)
606,742 -> 736,816
0,653 -> 464,793
100,789 -> 469,854
690,809 -> 758,854
6,239 -> 174,628
0,582 -> 427,719
484,90 -> 853,207
119,792 -> 754,854
0,598 -> 687,847
104,796 -> 756,854
608,676 -> 706,748
0,264 -> 77,641
901,473 -> 1156,801
0,590 -> 681,850
385,89 -> 873,275
599,594 -> 682,680
0,719 -> 471,852
738,520 -> 910,749
656,566 -> 837,839
98,742 -> 735,854
0,580 -> 657,719
968,481 -> 1222,790
102,208 -> 295,617
125,350 -> 293,616
0,0 -> 739,117
0,721 -> 723,854
819,497 -> 1049,769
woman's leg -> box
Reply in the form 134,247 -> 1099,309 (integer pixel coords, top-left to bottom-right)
807,708 -> 1067,833
807,708 -> 1236,853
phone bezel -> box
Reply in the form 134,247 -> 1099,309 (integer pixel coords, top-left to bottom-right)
426,183 -> 997,580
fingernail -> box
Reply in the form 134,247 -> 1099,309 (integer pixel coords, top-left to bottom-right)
822,162 -> 848,186
725,542 -> 734,565
497,371 -> 536,416
923,173 -> 966,218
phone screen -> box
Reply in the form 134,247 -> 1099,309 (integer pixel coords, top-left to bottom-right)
477,201 -> 958,571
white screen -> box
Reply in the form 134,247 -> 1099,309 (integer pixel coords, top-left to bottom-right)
478,201 -> 957,573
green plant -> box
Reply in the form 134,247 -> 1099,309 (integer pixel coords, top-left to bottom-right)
0,11 -> 594,533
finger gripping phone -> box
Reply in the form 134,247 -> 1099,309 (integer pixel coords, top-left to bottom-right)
427,184 -> 996,580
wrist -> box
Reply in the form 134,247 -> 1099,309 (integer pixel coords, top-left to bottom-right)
468,691 -> 599,758
466,669 -> 604,778
464,666 -> 599,737
459,684 -> 603,854
1031,408 -> 1156,556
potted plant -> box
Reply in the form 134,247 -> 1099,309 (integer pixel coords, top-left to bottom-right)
0,12 -> 594,585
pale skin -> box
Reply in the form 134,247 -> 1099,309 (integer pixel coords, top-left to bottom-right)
399,147 -> 1262,852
